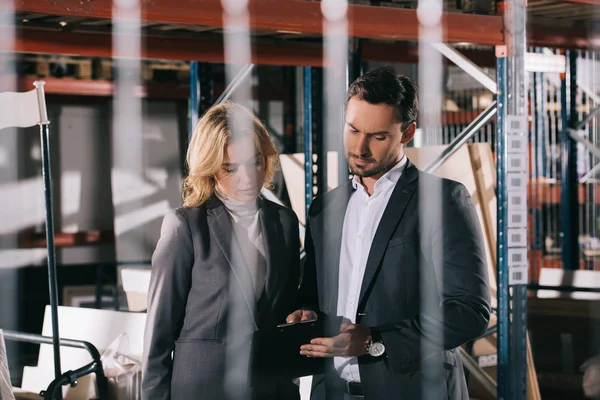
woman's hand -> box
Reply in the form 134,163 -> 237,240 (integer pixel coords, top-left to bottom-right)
285,309 -> 318,323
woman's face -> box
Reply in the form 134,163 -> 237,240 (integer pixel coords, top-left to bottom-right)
216,136 -> 266,202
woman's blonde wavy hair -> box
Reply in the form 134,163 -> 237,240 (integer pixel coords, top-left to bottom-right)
182,101 -> 278,207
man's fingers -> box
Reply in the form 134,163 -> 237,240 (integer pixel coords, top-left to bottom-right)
300,350 -> 334,358
300,343 -> 342,358
300,344 -> 330,353
309,337 -> 332,346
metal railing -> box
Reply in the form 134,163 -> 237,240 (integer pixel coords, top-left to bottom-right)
3,330 -> 109,400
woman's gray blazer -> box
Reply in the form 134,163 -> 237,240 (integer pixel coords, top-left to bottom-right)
141,196 -> 301,400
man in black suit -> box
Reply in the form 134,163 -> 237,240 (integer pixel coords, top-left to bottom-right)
287,66 -> 491,399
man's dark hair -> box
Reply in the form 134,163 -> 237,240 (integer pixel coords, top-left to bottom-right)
346,66 -> 418,131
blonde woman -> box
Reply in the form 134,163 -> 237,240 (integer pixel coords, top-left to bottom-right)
142,102 -> 301,400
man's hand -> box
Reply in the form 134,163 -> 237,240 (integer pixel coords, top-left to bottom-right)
286,309 -> 318,323
300,322 -> 372,358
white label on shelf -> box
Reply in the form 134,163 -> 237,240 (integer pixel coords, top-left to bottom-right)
508,248 -> 529,266
507,154 -> 526,172
507,134 -> 528,154
507,115 -> 528,135
507,228 -> 528,247
478,354 -> 498,368
525,52 -> 566,74
508,210 -> 528,228
507,172 -> 528,191
508,192 -> 528,210
509,265 -> 529,285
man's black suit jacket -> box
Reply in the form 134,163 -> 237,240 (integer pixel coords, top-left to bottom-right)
299,160 -> 491,400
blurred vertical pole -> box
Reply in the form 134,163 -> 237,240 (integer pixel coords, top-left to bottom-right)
112,0 -> 142,174
497,0 -> 528,398
342,38 -> 362,183
0,0 -> 19,370
322,2 -> 348,396
221,0 -> 254,398
112,0 -> 143,259
417,0 -> 444,398
0,1 -> 14,92
323,0 -> 349,191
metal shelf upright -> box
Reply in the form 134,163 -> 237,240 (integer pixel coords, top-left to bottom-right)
496,0 -> 528,398
303,67 -> 325,218
561,50 -> 580,270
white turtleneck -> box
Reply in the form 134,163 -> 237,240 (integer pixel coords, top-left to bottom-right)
216,191 -> 267,300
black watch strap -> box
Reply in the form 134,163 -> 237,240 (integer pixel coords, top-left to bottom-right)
370,327 -> 383,344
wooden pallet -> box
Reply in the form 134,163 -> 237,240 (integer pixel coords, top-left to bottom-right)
21,55 -> 93,80
94,59 -> 190,82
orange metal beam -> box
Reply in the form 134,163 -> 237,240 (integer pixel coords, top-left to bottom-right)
15,28 -> 324,66
15,28 -> 499,67
15,0 -> 504,45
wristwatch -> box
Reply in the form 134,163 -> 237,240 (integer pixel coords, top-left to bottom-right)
366,328 -> 386,357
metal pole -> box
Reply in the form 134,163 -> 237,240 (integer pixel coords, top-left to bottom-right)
199,63 -> 214,116
457,347 -> 498,398
311,68 -> 326,197
499,0 -> 528,397
423,101 -> 497,173
578,79 -> 600,105
431,42 -> 498,93
303,66 -> 313,220
575,105 -> 600,131
214,63 -> 255,106
40,122 -> 62,388
561,50 -> 579,271
283,66 -> 297,154
569,129 -> 600,159
581,162 -> 600,183
532,66 -> 545,275
189,61 -> 199,140
496,52 -> 510,400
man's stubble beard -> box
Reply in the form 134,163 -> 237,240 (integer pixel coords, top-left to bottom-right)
348,152 -> 400,178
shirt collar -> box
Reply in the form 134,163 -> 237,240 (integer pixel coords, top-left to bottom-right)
351,155 -> 408,191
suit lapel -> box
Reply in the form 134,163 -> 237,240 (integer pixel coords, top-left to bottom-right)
206,198 -> 258,328
321,182 -> 355,314
258,201 -> 283,308
358,161 -> 419,307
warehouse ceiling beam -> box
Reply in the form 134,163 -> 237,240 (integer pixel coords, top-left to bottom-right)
14,27 -> 500,67
15,0 -> 504,44
14,28 -> 324,66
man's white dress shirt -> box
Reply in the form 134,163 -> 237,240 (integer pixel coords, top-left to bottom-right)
334,156 -> 407,382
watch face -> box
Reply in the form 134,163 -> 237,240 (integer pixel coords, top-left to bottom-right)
369,342 -> 385,357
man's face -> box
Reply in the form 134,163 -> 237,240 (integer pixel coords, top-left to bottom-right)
344,97 -> 414,178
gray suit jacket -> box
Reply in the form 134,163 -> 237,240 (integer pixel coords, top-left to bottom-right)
142,197 -> 301,400
300,160 -> 491,400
